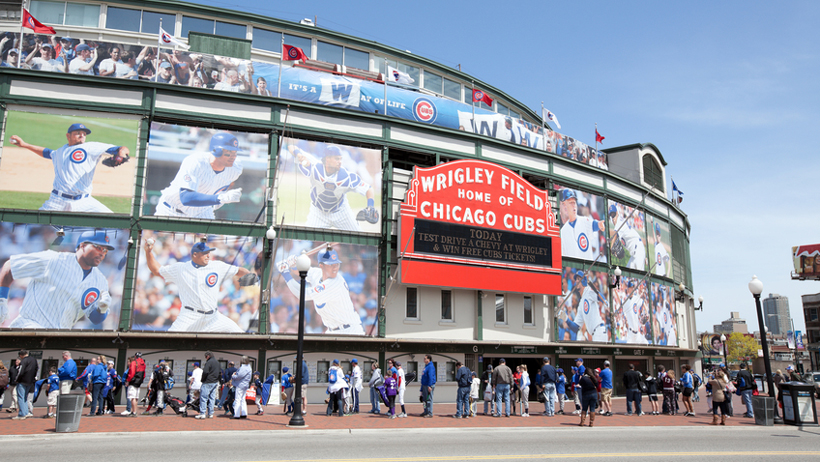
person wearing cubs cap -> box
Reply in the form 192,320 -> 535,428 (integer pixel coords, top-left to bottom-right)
0,230 -> 114,329
285,141 -> 377,231
143,237 -> 259,333
68,42 -> 96,75
280,248 -> 364,335
559,188 -> 606,261
153,131 -> 245,219
8,123 -> 131,213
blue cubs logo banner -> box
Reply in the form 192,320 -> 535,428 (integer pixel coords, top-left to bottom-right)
206,272 -> 219,287
81,288 -> 100,309
70,148 -> 87,163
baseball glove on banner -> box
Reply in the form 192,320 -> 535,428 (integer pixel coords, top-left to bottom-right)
102,153 -> 129,168
356,206 -> 379,224
238,273 -> 260,286
611,238 -> 626,259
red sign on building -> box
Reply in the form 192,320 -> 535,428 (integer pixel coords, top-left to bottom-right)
399,160 -> 562,294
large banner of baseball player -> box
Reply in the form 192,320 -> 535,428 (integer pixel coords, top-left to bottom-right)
275,138 -> 382,233
0,222 -> 129,330
651,282 -> 677,347
556,185 -> 608,264
0,109 -> 139,215
607,200 -> 648,272
556,267 -> 611,343
0,32 -> 607,171
269,239 -> 379,337
141,122 -> 270,223
132,231 -> 263,333
647,215 -> 673,279
611,276 -> 653,345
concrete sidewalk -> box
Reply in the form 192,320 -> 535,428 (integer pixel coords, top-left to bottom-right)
0,394 -> 760,436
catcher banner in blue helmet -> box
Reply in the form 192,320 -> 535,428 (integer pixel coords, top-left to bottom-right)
209,132 -> 240,157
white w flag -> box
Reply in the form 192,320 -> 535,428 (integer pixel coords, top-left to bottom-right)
543,108 -> 561,129
159,26 -> 189,49
386,66 -> 414,85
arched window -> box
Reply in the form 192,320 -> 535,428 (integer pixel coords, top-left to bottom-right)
643,154 -> 664,191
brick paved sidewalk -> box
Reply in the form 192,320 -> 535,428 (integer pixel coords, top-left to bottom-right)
0,395 -> 759,436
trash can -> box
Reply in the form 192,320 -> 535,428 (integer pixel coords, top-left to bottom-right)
778,382 -> 818,426
55,391 -> 84,433
752,395 -> 775,426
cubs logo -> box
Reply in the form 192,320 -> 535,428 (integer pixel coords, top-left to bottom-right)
663,312 -> 668,324
583,299 -> 590,314
313,284 -> 327,294
577,233 -> 589,252
657,253 -> 662,263
633,303 -> 639,314
69,148 -> 88,163
161,33 -> 172,44
81,288 -> 101,309
214,184 -> 230,194
412,98 -> 437,123
474,90 -> 485,101
288,47 -> 300,59
27,17 -> 35,28
205,272 -> 218,287
231,138 -> 238,147
184,175 -> 192,182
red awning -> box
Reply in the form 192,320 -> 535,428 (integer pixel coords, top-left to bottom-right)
794,244 -> 820,258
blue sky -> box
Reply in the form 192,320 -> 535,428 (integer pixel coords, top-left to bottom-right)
195,0 -> 820,333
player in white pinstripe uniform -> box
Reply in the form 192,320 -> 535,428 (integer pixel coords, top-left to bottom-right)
560,270 -> 609,342
291,144 -> 374,231
608,204 -> 646,271
142,239 -> 253,333
154,132 -> 244,219
9,123 -> 130,213
622,281 -> 648,344
279,249 -> 363,335
559,189 -> 605,261
652,222 -> 671,276
658,291 -> 677,346
0,231 -> 113,328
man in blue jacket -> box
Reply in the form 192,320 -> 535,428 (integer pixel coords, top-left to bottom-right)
89,357 -> 107,416
218,360 -> 237,414
420,354 -> 436,417
539,357 -> 557,416
58,351 -> 77,394
454,360 -> 471,418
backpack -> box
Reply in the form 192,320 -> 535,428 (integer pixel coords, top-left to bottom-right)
329,368 -> 337,384
0,368 -> 8,388
165,373 -> 175,390
638,377 -> 648,394
693,374 -> 701,388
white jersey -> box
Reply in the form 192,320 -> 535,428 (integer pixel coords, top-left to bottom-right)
615,222 -> 646,270
396,367 -> 406,391
654,242 -> 670,276
624,293 -> 647,344
572,286 -> 607,342
44,141 -> 119,196
98,58 -> 121,75
68,57 -> 93,75
7,250 -> 109,329
286,267 -> 363,334
299,162 -> 370,214
351,365 -> 363,392
660,304 -> 677,346
29,57 -> 64,72
561,216 -> 601,260
156,153 -> 243,219
160,260 -> 238,312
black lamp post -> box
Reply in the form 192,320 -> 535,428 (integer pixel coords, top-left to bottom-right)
288,251 -> 312,427
720,333 -> 729,367
748,275 -> 782,424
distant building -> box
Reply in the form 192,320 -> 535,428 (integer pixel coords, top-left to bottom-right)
714,312 -> 748,334
763,293 -> 791,335
802,293 -> 820,370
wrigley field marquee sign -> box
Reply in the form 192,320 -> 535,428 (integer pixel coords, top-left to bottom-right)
399,160 -> 561,294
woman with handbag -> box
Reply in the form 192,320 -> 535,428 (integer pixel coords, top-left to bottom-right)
662,369 -> 676,415
578,368 -> 599,427
709,370 -> 730,425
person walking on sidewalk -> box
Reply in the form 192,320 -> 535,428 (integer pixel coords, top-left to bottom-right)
539,357 -> 557,416
231,356 -> 252,419
662,369 -> 677,415
197,351 -> 220,419
395,361 -> 407,418
518,365 -> 531,417
492,358 -> 513,417
578,368 -> 599,427
420,355 -> 436,417
709,370 -> 729,425
736,363 -> 755,418
623,364 -> 643,416
645,371 -> 660,415
680,364 -> 696,416
13,350 -> 37,420
599,361 -> 613,416
454,360 -> 471,418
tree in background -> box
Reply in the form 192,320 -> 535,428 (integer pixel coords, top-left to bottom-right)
727,332 -> 758,370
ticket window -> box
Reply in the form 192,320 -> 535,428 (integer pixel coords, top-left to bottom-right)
267,360 -> 282,381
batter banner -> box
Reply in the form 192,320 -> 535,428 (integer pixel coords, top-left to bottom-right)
611,276 -> 653,345
0,222 -> 128,331
142,122 -> 270,223
399,159 -> 561,294
132,231 -> 263,333
647,215 -> 673,279
275,137 -> 382,233
606,200 -> 648,271
651,282 -> 677,347
0,108 -> 140,215
555,185 -> 607,264
792,244 -> 820,279
269,239 -> 378,337
556,267 -> 611,343
5,32 -> 608,171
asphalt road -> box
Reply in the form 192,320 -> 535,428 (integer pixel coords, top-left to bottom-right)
3,425 -> 819,461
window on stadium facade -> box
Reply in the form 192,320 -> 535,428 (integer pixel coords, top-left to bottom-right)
106,7 -> 165,34
642,154 -> 664,192
31,0 -> 99,27
441,290 -> 453,321
252,27 -> 281,53
406,287 -> 418,319
181,15 -> 245,39
523,296 -> 533,325
495,294 -> 506,324
375,57 -> 419,87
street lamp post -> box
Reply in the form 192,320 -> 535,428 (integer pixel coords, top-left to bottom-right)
288,251 -> 312,427
748,275 -> 782,424
720,333 -> 729,367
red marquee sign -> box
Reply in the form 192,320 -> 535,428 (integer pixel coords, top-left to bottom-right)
399,159 -> 562,294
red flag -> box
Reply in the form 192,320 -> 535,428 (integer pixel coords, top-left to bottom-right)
282,44 -> 308,62
22,9 -> 56,35
472,89 -> 493,106
595,129 -> 605,144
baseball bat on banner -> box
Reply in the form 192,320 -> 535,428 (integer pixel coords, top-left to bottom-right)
275,242 -> 337,270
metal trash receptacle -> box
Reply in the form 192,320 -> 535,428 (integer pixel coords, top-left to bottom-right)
55,391 -> 84,433
752,396 -> 774,426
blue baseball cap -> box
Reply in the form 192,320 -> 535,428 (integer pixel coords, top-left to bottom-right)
324,144 -> 344,158
576,358 -> 584,363
351,358 -> 358,363
608,204 -> 618,217
282,366 -> 289,372
556,368 -> 564,373
561,189 -> 577,201
318,250 -> 342,265
192,242 -> 215,254
332,359 -> 339,364
75,43 -> 91,52
193,362 -> 200,367
77,231 -> 115,250
654,222 -> 661,234
159,61 -> 172,69
67,123 -> 91,135
365,300 -> 377,310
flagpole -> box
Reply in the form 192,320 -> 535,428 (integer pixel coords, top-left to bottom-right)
541,102 -> 546,152
671,176 -> 677,206
18,1 -> 26,69
595,122 -> 598,156
277,35 -> 284,98
471,81 -> 475,130
383,57 -> 387,116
